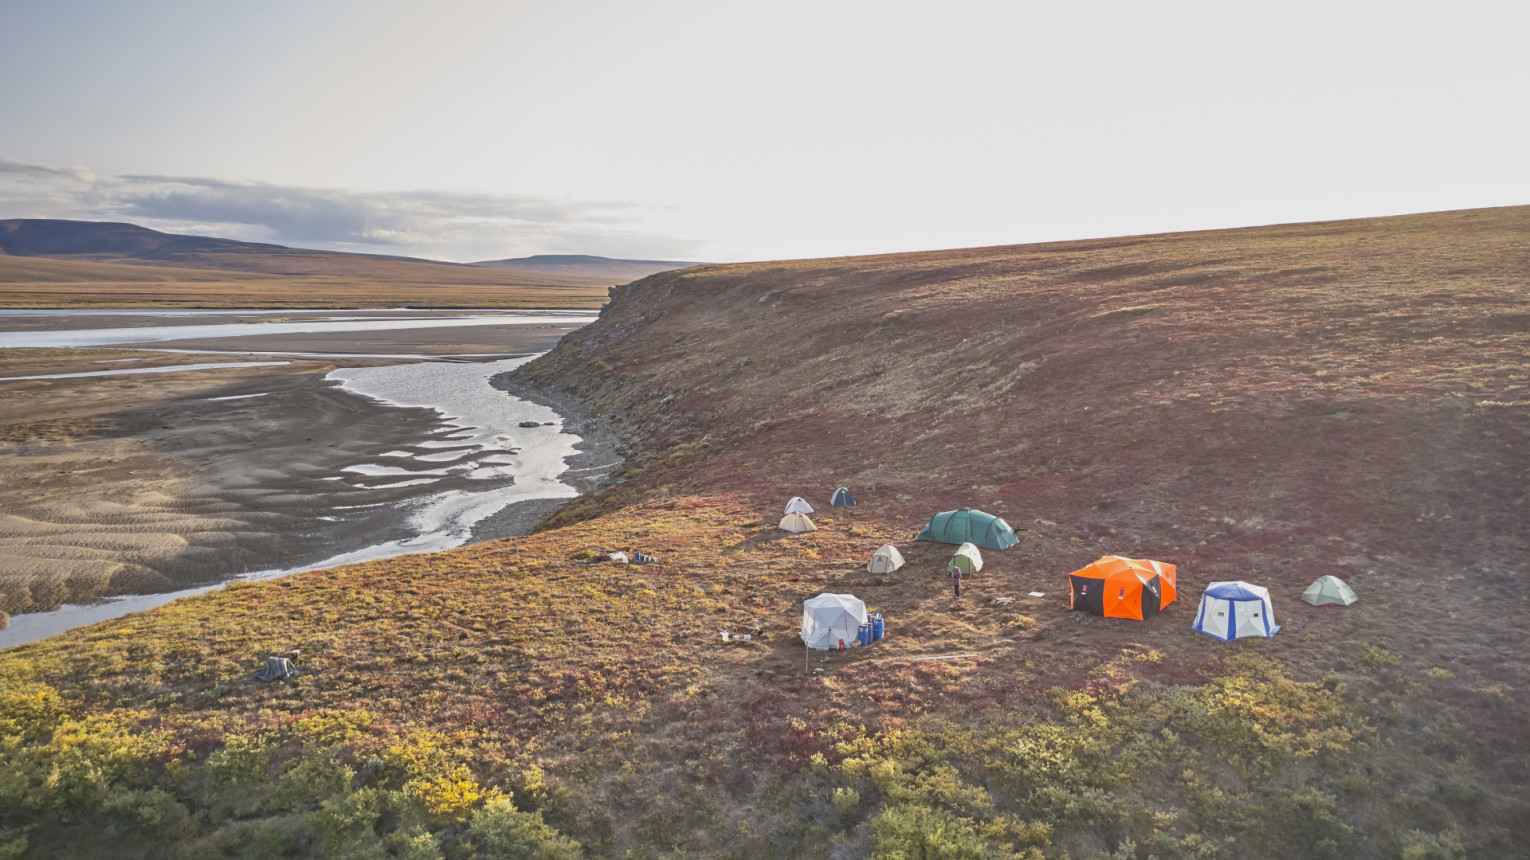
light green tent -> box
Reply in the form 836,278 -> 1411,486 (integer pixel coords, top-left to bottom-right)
1301,575 -> 1357,606
917,507 -> 1017,550
948,542 -> 983,575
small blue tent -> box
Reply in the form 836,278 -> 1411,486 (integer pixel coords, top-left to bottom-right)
1192,581 -> 1281,641
830,487 -> 856,507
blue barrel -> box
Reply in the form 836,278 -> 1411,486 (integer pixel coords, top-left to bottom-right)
871,612 -> 884,641
857,624 -> 871,646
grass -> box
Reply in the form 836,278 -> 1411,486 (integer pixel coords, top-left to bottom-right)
2,206 -> 1529,857
0,255 -> 612,309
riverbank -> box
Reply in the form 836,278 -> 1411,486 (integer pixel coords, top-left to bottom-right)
0,350 -> 448,619
0,310 -> 611,636
471,372 -> 628,540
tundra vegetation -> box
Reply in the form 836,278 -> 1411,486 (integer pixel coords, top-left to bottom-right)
3,207 -> 1527,857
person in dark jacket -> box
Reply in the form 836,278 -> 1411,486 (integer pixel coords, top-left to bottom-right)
949,562 -> 962,599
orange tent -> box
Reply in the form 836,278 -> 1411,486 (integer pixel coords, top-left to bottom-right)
1067,556 -> 1177,620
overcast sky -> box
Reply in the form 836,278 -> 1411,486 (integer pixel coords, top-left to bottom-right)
2,0 -> 1526,263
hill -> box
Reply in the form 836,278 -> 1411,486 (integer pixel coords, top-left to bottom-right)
1,206 -> 1527,858
471,253 -> 698,282
0,220 -> 614,308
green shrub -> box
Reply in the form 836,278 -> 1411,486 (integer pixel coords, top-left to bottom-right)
308,788 -> 384,860
103,787 -> 190,843
469,797 -> 583,859
202,817 -> 300,860
868,803 -> 1001,859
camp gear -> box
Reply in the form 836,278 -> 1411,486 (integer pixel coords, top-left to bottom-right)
830,487 -> 856,506
256,656 -> 297,682
949,542 -> 983,575
867,544 -> 906,574
1068,556 -> 1177,621
1302,575 -> 1358,606
917,507 -> 1018,550
870,611 -> 884,641
779,511 -> 816,533
1193,581 -> 1281,640
784,497 -> 814,515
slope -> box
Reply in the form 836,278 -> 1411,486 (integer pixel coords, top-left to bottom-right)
1,206 -> 1527,858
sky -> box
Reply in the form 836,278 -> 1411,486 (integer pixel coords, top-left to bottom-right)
1,0 -> 1526,263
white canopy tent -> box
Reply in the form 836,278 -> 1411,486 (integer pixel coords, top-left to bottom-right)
801,593 -> 868,651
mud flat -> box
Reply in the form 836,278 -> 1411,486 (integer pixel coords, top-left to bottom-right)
0,309 -> 610,644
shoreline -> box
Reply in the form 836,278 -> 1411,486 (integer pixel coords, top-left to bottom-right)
0,313 -> 620,645
0,365 -> 619,646
470,370 -> 626,540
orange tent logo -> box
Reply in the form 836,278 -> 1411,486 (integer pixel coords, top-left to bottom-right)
1067,556 -> 1177,620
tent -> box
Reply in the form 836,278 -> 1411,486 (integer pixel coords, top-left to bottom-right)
784,497 -> 814,515
867,544 -> 905,574
830,487 -> 856,507
255,656 -> 297,682
1068,556 -> 1175,620
1302,575 -> 1357,607
1193,581 -> 1281,640
801,593 -> 869,650
948,542 -> 983,575
609,551 -> 629,564
779,511 -> 817,534
917,507 -> 1017,550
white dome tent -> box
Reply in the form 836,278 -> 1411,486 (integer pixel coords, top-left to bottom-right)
784,497 -> 814,515
867,544 -> 905,574
801,593 -> 868,652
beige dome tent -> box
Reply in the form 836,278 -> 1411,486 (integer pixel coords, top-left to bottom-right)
784,497 -> 814,515
867,544 -> 905,574
779,511 -> 817,533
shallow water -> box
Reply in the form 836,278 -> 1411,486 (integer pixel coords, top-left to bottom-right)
0,354 -> 585,650
0,361 -> 289,381
0,312 -> 595,349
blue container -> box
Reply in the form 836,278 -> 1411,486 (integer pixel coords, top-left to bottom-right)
871,612 -> 885,641
858,624 -> 872,646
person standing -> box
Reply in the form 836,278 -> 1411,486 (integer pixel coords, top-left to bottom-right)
949,562 -> 962,599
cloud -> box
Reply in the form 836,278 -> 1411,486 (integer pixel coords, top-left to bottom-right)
0,157 -> 703,261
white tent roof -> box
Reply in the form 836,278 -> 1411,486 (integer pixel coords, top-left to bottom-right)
867,544 -> 905,573
784,496 -> 814,515
779,511 -> 816,533
801,593 -> 869,649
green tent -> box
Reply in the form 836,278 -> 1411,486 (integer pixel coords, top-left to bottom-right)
917,507 -> 1017,550
1301,575 -> 1357,606
948,542 -> 983,575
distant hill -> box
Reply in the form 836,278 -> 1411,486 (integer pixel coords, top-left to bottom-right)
0,219 -> 487,280
0,219 -> 615,308
471,253 -> 698,282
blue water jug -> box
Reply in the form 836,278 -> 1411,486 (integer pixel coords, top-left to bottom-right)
871,612 -> 884,641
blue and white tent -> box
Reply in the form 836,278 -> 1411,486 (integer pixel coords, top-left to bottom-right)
1192,581 -> 1281,641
